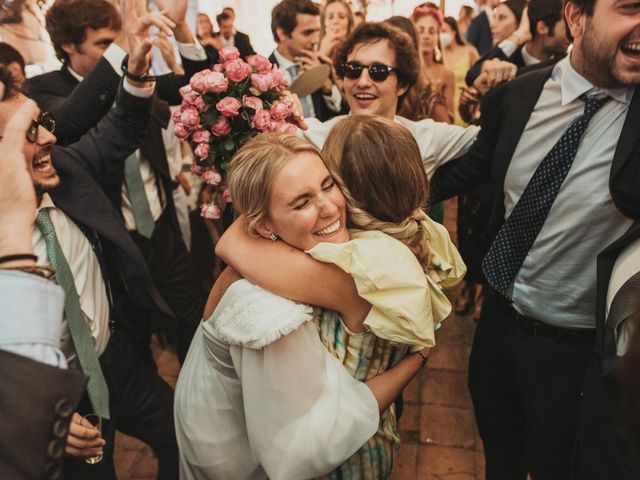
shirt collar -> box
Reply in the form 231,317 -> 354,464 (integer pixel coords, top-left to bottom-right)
66,64 -> 84,82
553,54 -> 633,106
520,44 -> 541,67
273,48 -> 295,71
37,193 -> 55,215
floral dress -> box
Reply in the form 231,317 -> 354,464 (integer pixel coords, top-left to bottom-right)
308,220 -> 467,479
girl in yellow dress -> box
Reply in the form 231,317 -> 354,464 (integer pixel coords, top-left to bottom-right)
217,115 -> 466,479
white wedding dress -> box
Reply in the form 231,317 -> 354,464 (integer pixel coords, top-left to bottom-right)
174,280 -> 380,480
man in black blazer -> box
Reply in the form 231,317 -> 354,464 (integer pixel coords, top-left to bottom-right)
432,0 -> 640,477
5,10 -> 181,478
575,221 -> 640,479
26,0 -> 209,362
270,0 -> 343,122
216,10 -> 255,59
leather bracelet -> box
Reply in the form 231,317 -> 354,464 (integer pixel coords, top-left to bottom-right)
121,55 -> 156,83
0,253 -> 38,265
3,265 -> 55,279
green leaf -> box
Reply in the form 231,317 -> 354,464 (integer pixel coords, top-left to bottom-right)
223,139 -> 236,152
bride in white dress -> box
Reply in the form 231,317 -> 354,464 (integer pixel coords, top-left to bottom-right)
174,134 -> 429,480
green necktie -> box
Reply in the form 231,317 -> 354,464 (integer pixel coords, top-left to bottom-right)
124,153 -> 155,239
36,209 -> 110,419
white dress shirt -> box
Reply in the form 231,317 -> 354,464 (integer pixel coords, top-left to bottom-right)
0,270 -> 67,368
32,195 -> 111,360
302,114 -> 480,179
505,55 -> 634,328
606,235 -> 640,355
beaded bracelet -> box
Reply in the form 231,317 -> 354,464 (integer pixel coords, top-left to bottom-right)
414,350 -> 429,368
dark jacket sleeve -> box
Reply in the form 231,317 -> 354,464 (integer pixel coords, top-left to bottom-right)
465,46 -> 510,86
431,84 -> 506,201
60,81 -> 152,183
0,350 -> 86,480
25,59 -> 120,145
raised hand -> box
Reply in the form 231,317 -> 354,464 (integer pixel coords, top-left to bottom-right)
154,0 -> 188,26
0,91 -> 40,259
473,59 -> 517,94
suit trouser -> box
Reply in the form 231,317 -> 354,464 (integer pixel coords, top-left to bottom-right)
468,287 -> 594,480
62,330 -> 178,480
131,210 -> 205,363
573,356 -> 640,480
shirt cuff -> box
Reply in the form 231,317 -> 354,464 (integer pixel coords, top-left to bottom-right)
498,39 -> 517,58
177,41 -> 207,61
103,42 -> 127,77
123,78 -> 156,98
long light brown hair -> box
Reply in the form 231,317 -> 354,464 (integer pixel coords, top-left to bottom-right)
322,114 -> 431,270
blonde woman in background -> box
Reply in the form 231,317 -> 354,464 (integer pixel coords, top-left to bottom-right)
441,16 -> 478,126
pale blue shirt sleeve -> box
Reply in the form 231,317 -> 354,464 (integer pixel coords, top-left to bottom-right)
0,270 -> 67,368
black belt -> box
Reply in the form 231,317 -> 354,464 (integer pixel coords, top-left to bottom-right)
512,310 -> 595,343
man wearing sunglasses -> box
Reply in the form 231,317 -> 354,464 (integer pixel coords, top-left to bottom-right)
301,22 -> 480,179
0,6 -> 183,479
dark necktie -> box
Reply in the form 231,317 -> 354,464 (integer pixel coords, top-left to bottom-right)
36,209 -> 110,419
482,94 -> 611,297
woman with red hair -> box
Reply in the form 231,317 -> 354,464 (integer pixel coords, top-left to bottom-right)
411,5 -> 455,121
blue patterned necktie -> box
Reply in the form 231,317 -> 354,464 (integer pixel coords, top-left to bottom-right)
36,209 -> 110,419
482,93 -> 611,297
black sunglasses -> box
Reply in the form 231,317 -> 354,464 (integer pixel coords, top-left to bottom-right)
337,62 -> 397,82
26,112 -> 56,143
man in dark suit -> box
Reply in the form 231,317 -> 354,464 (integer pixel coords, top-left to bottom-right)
432,0 -> 640,477
4,7 -> 181,478
466,0 -> 569,85
0,93 -> 86,480
270,0 -> 343,122
26,0 -> 208,362
216,10 -> 255,59
465,0 -> 499,55
575,221 -> 640,479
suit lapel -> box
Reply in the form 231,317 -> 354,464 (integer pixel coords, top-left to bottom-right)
610,86 -> 640,179
494,66 -> 554,186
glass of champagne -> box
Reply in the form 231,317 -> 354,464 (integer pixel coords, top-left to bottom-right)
82,414 -> 103,464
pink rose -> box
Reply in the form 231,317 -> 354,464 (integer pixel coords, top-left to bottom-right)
216,96 -> 242,117
250,73 -> 273,92
202,71 -> 228,93
251,109 -> 272,131
210,116 -> 231,136
225,58 -> 252,83
194,142 -> 210,159
189,69 -> 212,92
190,163 -> 204,175
201,203 -> 222,219
203,169 -> 222,186
213,63 -> 224,72
269,121 -> 297,134
172,108 -> 182,124
242,95 -> 263,112
271,66 -> 289,90
219,46 -> 241,63
248,54 -> 272,74
193,96 -> 209,112
179,85 -> 199,105
270,100 -> 294,121
174,122 -> 189,140
180,107 -> 199,127
221,188 -> 233,203
192,130 -> 210,144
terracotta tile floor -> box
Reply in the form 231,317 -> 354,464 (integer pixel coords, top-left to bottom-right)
114,198 -> 486,479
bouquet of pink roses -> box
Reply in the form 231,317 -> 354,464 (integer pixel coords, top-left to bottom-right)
173,46 -> 300,219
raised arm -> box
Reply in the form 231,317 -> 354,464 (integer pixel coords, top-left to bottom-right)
215,219 -> 370,325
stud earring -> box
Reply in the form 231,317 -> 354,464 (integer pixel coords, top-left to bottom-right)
269,233 -> 278,241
